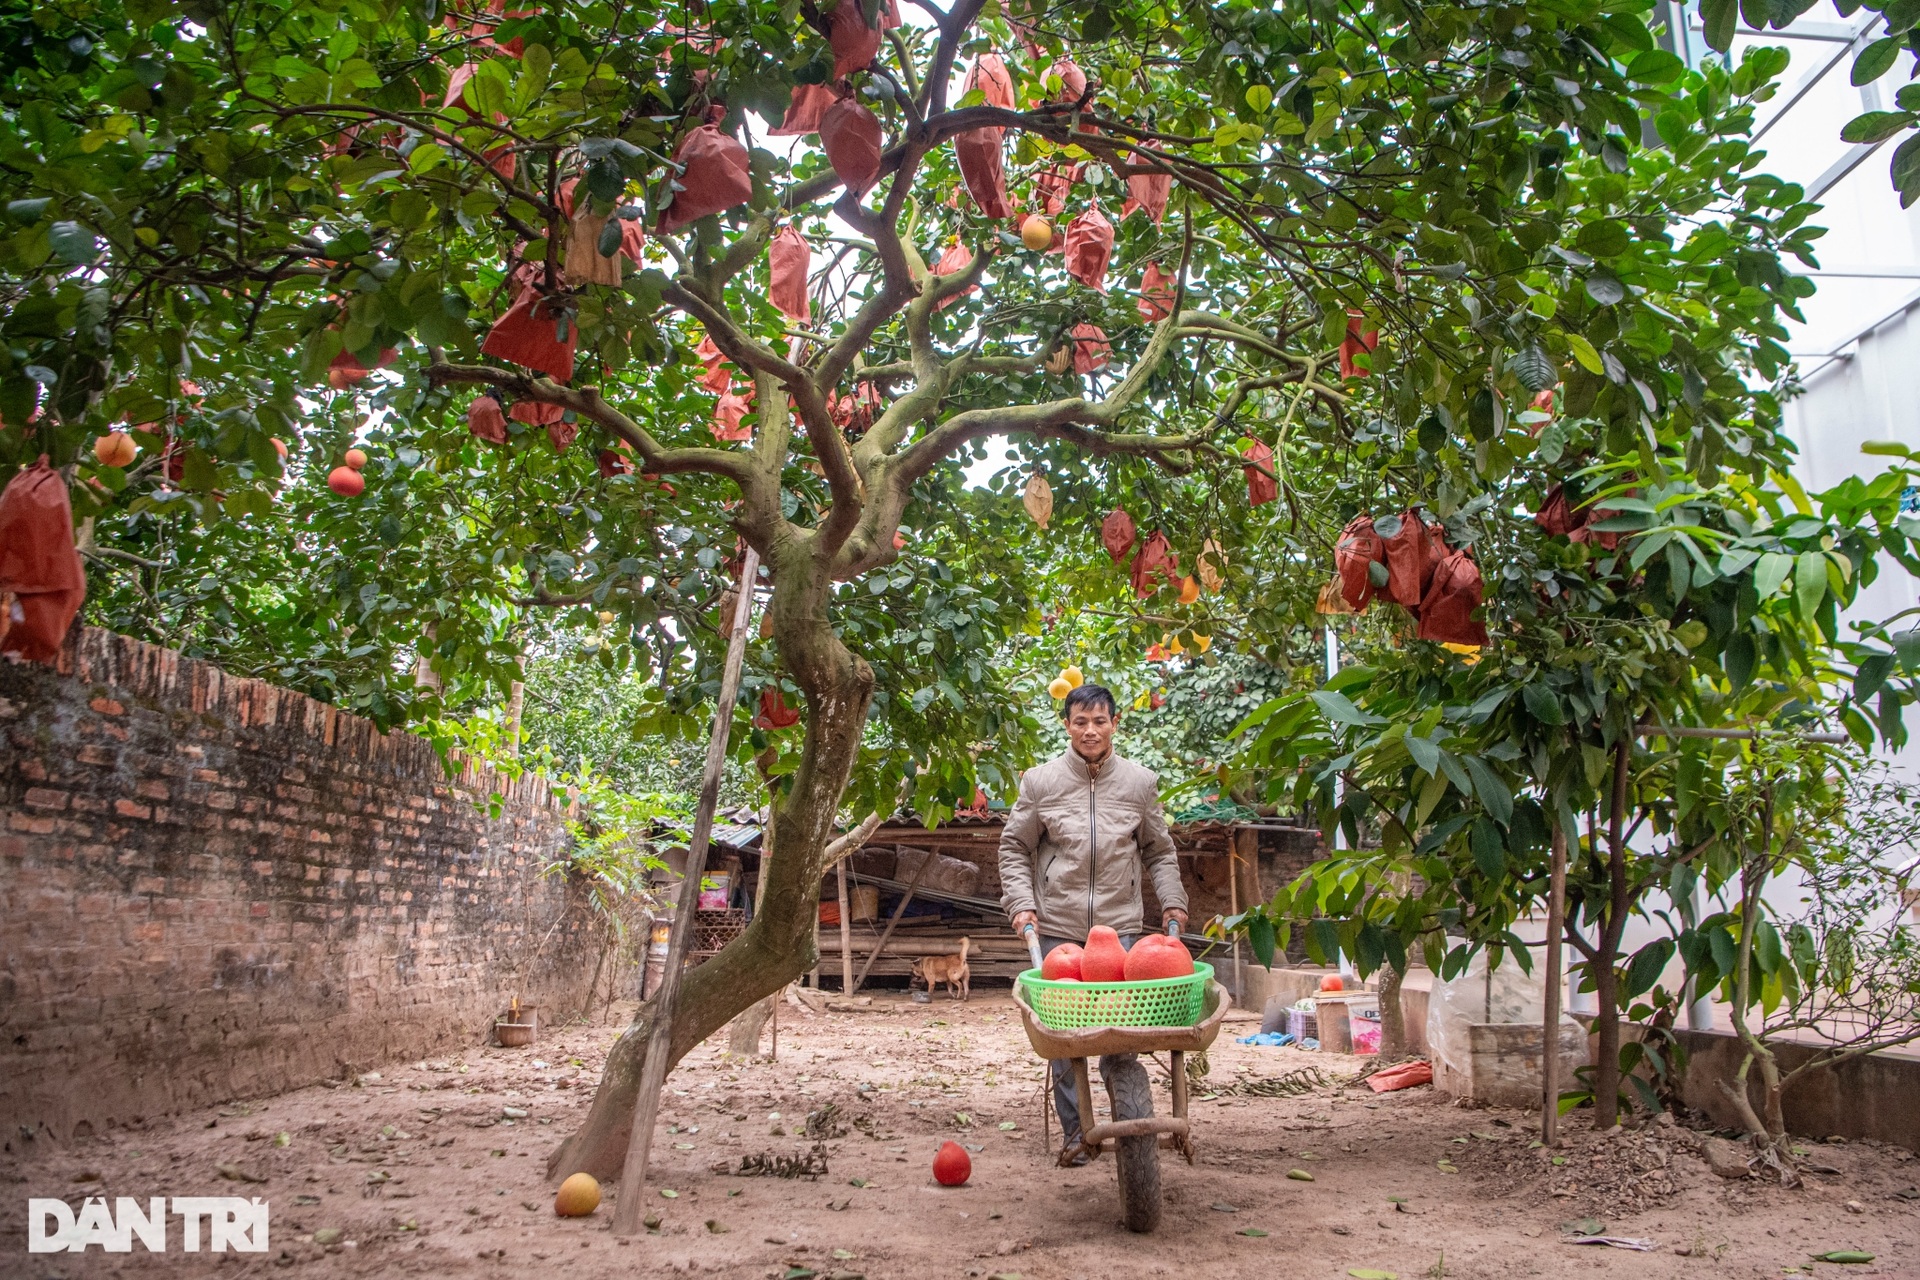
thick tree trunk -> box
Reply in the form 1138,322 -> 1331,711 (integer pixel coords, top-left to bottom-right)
1591,742 -> 1632,1130
1377,963 -> 1407,1059
547,547 -> 875,1184
728,796 -> 780,1057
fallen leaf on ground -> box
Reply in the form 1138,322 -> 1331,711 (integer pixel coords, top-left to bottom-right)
1561,1217 -> 1606,1236
1287,1169 -> 1314,1182
1210,1201 -> 1240,1213
1347,1270 -> 1396,1279
1809,1251 -> 1875,1264
1565,1236 -> 1655,1251
1239,1228 -> 1270,1237
312,1229 -> 343,1246
659,1188 -> 678,1198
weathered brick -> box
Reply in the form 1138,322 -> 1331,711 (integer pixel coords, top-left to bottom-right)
1,627 -> 595,1144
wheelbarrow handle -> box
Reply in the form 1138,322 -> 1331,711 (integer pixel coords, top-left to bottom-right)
1023,924 -> 1044,970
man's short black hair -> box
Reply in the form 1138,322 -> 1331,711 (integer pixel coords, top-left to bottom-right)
1062,682 -> 1117,720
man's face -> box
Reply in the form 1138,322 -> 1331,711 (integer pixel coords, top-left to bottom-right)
1065,702 -> 1117,762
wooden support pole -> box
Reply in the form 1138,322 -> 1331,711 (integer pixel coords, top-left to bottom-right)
835,860 -> 854,994
1541,820 -> 1568,1148
851,848 -> 932,993
610,547 -> 759,1236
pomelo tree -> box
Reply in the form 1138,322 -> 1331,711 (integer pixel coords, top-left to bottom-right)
0,0 -> 1871,1170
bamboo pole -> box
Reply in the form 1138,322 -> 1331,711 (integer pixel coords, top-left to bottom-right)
852,848 -> 933,992
836,860 -> 854,994
1541,821 -> 1568,1147
610,546 -> 760,1236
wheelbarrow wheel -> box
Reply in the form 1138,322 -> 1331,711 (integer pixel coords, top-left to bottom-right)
1101,1053 -> 1161,1233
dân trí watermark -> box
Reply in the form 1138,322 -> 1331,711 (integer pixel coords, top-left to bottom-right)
27,1196 -> 269,1253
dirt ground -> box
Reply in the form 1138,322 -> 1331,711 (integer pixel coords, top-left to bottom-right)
5,990 -> 1917,1279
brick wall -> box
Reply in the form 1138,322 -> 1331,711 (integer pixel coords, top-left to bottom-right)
0,629 -> 601,1145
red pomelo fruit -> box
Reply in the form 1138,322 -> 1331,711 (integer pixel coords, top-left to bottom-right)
1124,935 -> 1195,981
1042,944 -> 1083,981
932,1140 -> 971,1186
1320,974 -> 1345,992
327,466 -> 365,496
1081,926 -> 1127,982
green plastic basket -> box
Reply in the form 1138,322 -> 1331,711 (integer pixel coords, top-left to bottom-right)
1018,963 -> 1214,1030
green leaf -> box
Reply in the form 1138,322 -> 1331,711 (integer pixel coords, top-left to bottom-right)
1470,817 -> 1507,880
1853,36 -> 1903,86
1725,631 -> 1756,691
1462,757 -> 1513,826
1624,939 -> 1674,998
1404,733 -> 1441,776
1574,219 -> 1631,258
1306,919 -> 1343,966
1753,552 -> 1792,599
408,142 -> 447,174
1855,652 -> 1896,702
1245,84 -> 1273,113
1246,914 -> 1277,968
1310,689 -> 1385,727
1565,333 -> 1605,374
1584,272 -> 1625,306
1510,344 -> 1555,392
48,220 -> 99,264
1794,549 -> 1828,619
1626,49 -> 1684,85
179,446 -> 220,492
1841,110 -> 1914,145
1521,682 -> 1566,726
1700,0 -> 1737,51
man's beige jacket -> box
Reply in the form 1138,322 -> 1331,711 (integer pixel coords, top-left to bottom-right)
997,749 -> 1186,940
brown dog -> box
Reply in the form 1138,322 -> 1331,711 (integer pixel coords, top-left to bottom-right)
912,937 -> 971,1001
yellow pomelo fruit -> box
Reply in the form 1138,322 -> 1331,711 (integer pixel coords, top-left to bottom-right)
554,1172 -> 601,1217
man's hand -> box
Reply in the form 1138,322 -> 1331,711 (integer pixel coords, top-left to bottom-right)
1162,909 -> 1189,932
1011,910 -> 1038,936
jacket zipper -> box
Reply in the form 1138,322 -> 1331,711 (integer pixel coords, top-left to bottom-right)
1086,766 -> 1098,937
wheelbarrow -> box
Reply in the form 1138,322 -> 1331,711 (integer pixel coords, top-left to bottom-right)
1014,924 -> 1232,1233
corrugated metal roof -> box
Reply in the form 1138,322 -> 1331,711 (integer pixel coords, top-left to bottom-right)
710,821 -> 763,851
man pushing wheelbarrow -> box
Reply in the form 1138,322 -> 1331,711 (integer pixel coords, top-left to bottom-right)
998,684 -> 1230,1230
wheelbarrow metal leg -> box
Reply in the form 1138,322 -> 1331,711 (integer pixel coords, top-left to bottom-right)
1061,1057 -> 1102,1165
1169,1050 -> 1194,1164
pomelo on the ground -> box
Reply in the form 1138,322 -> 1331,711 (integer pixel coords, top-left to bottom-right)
554,1172 -> 601,1217
932,1141 -> 971,1186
